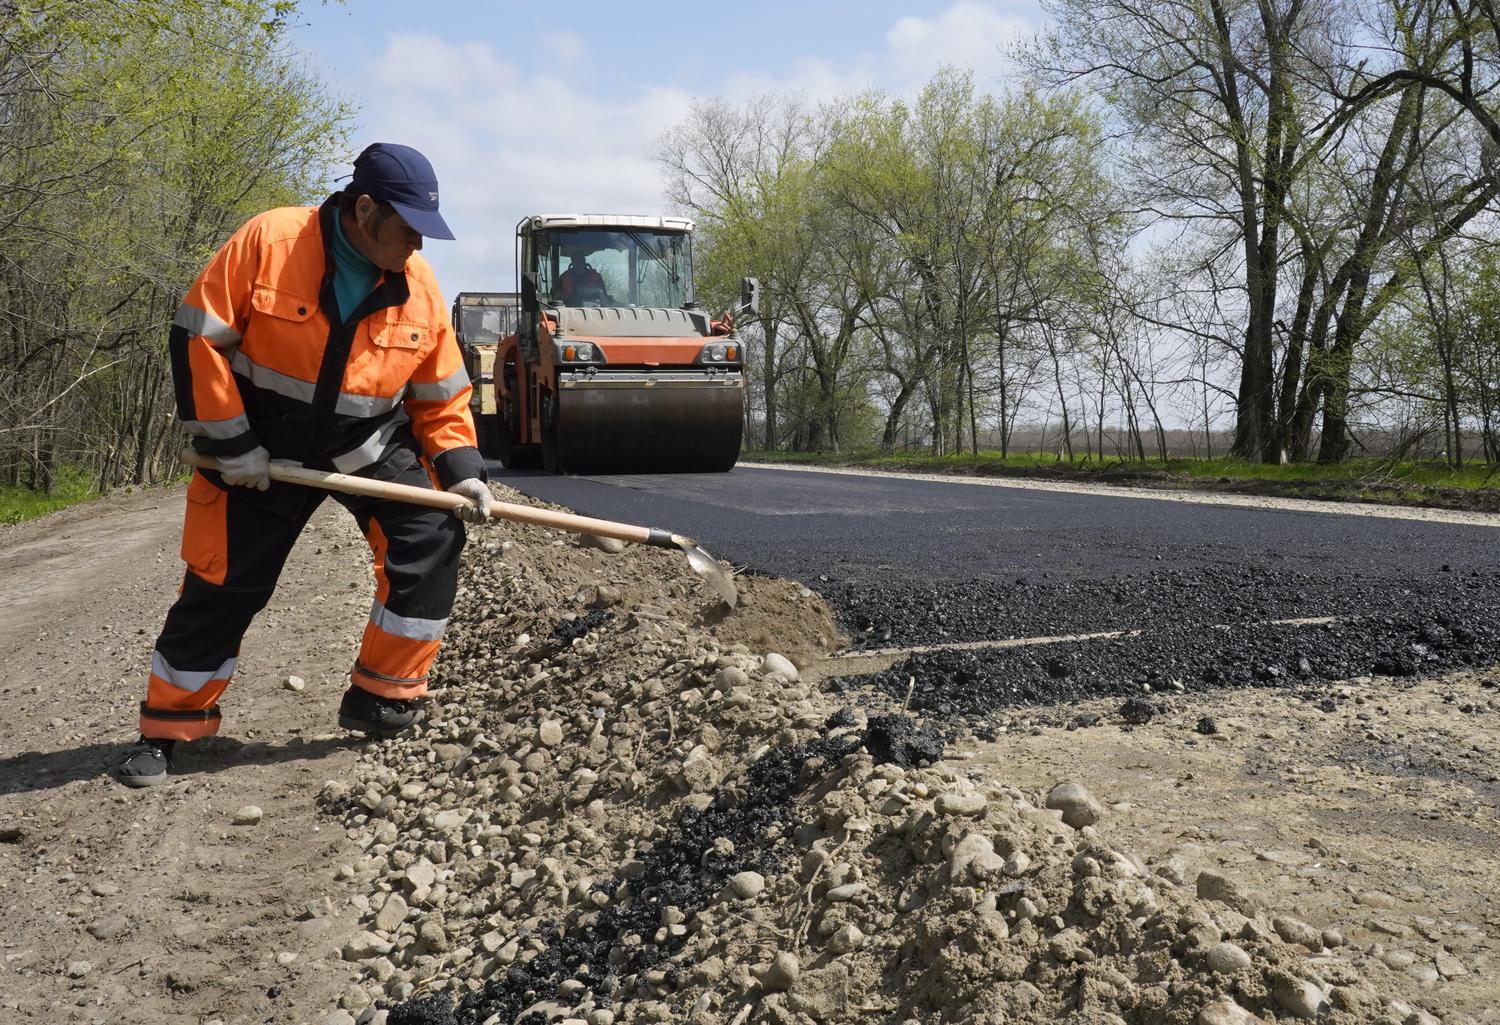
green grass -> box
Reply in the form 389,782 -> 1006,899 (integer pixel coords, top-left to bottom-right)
742,448 -> 1500,493
0,465 -> 102,525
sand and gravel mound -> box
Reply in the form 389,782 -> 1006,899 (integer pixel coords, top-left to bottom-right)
313,490 -> 1451,1025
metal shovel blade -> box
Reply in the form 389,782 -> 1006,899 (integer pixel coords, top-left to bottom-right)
682,542 -> 739,608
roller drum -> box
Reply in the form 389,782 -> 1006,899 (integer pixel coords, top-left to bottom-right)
552,370 -> 744,473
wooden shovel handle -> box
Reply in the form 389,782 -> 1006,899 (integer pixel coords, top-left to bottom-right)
179,449 -> 659,546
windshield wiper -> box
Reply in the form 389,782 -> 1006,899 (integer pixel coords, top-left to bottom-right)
625,230 -> 681,287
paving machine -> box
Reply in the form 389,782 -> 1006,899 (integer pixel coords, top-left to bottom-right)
492,214 -> 755,474
451,291 -> 520,454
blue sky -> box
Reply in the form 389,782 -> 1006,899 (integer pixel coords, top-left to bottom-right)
289,0 -> 1048,291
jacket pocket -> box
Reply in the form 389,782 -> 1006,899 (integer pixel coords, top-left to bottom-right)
181,472 -> 228,585
251,285 -> 319,323
372,319 -> 429,352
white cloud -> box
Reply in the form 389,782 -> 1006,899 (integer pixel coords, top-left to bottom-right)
886,2 -> 1032,82
348,32 -> 693,294
340,4 -> 1044,292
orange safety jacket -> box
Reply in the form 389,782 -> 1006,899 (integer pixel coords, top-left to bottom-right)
169,195 -> 483,496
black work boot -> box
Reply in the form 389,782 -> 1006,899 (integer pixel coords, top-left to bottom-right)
115,736 -> 175,787
338,686 -> 424,739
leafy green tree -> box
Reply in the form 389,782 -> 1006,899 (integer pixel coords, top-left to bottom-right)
0,0 -> 350,492
665,70 -> 1126,459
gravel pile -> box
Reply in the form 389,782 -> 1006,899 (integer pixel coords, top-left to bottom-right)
309,498 -> 1455,1025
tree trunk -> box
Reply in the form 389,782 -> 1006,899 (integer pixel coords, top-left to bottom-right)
761,315 -> 778,450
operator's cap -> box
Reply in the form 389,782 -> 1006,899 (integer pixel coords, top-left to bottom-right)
350,142 -> 455,240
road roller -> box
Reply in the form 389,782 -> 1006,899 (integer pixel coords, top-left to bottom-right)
489,214 -> 754,474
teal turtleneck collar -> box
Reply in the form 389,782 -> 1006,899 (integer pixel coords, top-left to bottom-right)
330,211 -> 381,322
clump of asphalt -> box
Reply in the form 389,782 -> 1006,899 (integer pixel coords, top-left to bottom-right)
1118,695 -> 1156,724
861,713 -> 945,767
826,565 -> 1500,651
442,724 -> 862,1025
833,610 -> 1500,718
386,994 -> 458,1025
551,608 -> 614,644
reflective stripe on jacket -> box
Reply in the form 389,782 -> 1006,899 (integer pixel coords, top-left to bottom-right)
168,195 -> 483,489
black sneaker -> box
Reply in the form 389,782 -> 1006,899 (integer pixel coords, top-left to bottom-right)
115,736 -> 175,787
338,686 -> 424,738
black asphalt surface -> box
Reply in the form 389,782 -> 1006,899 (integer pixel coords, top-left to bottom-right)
491,463 -> 1500,716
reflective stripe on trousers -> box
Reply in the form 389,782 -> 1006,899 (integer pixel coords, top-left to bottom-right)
139,462 -> 465,740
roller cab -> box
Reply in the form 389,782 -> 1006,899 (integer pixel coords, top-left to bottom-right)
490,214 -> 747,474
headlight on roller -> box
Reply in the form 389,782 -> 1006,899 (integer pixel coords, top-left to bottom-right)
561,343 -> 595,362
701,342 -> 739,363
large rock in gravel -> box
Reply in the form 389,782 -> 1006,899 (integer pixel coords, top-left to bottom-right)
714,666 -> 750,691
1272,914 -> 1321,949
1204,941 -> 1252,974
374,893 -> 408,933
935,791 -> 987,817
676,746 -> 721,793
1198,1001 -> 1268,1025
1045,782 -> 1104,828
1196,870 -> 1256,914
947,833 -> 1004,883
341,932 -> 391,961
1272,975 -> 1330,1018
727,871 -> 765,899
761,951 -> 800,991
232,805 -> 263,826
87,915 -> 130,941
761,652 -> 799,681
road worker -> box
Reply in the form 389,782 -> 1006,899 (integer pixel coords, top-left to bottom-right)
115,143 -> 493,787
556,246 -> 609,305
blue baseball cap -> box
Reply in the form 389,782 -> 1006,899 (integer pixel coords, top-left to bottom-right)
350,143 -> 455,240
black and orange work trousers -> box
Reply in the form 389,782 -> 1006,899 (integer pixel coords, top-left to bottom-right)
138,460 -> 465,741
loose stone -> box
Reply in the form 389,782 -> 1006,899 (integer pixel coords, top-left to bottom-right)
830,924 -> 865,953
1272,915 -> 1321,949
762,951 -> 799,991
1205,941 -> 1252,974
374,894 -> 409,933
1197,1001 -> 1267,1025
762,652 -> 799,681
935,791 -> 987,817
825,882 -> 865,902
1045,782 -> 1104,828
1273,977 -> 1329,1018
727,872 -> 765,899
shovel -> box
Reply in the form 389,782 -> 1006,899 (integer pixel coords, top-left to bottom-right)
179,449 -> 738,608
